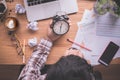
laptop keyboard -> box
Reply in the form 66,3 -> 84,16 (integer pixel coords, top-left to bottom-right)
27,0 -> 57,6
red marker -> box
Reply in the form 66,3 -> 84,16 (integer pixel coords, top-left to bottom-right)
67,38 -> 92,52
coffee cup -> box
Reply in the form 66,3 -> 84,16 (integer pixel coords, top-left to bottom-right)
4,17 -> 19,31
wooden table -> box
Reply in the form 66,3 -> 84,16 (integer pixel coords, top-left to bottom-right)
0,0 -> 120,65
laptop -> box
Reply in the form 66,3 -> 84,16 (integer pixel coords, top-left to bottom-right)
24,0 -> 78,22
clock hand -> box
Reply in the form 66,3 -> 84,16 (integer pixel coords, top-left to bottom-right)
60,23 -> 62,32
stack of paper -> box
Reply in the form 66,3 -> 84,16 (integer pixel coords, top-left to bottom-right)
72,10 -> 120,66
96,12 -> 120,37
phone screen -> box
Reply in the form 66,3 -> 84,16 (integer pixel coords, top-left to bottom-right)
98,41 -> 119,66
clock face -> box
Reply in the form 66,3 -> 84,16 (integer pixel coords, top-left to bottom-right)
53,20 -> 69,35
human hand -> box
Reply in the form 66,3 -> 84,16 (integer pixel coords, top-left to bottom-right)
64,47 -> 91,64
45,20 -> 71,42
64,47 -> 84,58
46,26 -> 61,42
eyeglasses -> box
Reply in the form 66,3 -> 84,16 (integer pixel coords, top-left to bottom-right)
11,34 -> 24,56
94,0 -> 120,17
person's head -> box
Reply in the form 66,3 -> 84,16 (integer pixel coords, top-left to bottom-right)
46,48 -> 93,80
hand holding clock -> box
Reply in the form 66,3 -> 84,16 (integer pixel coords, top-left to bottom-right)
46,25 -> 61,42
46,14 -> 70,42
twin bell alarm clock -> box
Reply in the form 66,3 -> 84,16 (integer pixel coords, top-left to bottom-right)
50,12 -> 70,35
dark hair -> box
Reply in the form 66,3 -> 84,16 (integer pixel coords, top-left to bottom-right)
46,55 -> 92,80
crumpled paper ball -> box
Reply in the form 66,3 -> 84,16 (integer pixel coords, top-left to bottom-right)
28,37 -> 37,47
27,21 -> 39,31
15,4 -> 26,14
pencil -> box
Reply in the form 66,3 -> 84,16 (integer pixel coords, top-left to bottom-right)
67,38 -> 92,52
23,39 -> 26,64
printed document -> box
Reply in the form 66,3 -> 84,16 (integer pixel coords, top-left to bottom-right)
73,23 -> 120,65
72,10 -> 120,65
96,12 -> 120,37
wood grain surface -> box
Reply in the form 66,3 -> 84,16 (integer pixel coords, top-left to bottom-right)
0,0 -> 120,64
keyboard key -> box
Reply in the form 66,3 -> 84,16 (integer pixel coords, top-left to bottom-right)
27,0 -> 57,6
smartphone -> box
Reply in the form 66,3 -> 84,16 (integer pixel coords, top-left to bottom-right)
98,41 -> 119,66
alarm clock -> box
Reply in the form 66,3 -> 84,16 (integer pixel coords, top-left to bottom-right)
50,14 -> 70,35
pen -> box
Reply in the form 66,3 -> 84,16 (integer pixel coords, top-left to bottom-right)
67,38 -> 92,52
22,39 -> 26,64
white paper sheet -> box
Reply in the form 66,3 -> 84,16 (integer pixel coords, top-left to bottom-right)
77,9 -> 95,27
73,23 -> 120,66
96,12 -> 120,37
72,10 -> 120,66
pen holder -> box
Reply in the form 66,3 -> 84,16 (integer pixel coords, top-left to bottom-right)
0,0 -> 7,22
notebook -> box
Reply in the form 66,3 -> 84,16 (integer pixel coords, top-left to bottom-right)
24,0 -> 78,22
